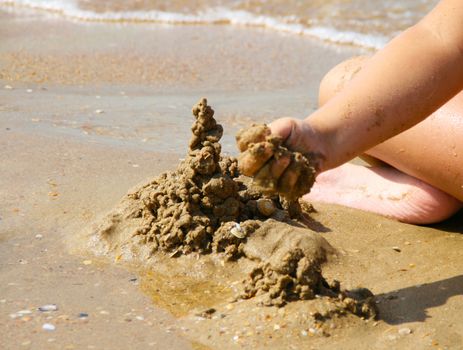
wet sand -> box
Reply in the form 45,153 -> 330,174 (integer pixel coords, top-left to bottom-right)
1,12 -> 463,350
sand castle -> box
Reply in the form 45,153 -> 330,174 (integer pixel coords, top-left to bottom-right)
86,98 -> 376,317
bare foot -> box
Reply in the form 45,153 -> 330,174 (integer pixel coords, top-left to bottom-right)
302,163 -> 463,225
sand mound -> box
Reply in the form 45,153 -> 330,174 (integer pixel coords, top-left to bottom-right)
84,98 -> 376,318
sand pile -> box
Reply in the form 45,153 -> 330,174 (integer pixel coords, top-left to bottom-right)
121,98 -> 301,260
85,98 -> 376,318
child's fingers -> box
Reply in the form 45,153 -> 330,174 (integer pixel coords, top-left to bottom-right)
236,124 -> 271,152
268,117 -> 295,143
237,141 -> 274,176
269,150 -> 292,179
253,152 -> 292,190
254,162 -> 276,189
277,158 -> 301,195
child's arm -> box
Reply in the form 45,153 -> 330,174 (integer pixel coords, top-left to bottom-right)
239,0 -> 463,187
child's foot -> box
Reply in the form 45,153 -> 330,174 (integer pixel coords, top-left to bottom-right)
302,163 -> 462,224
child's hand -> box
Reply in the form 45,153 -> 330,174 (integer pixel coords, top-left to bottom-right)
236,117 -> 323,191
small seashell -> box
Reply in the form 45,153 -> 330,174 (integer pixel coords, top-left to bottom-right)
169,248 -> 181,258
256,199 -> 276,217
17,310 -> 32,315
308,327 -> 318,334
398,327 -> 412,335
230,223 -> 246,239
38,304 -> 58,312
42,323 -> 56,331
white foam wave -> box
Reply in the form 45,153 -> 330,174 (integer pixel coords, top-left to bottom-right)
0,0 -> 388,49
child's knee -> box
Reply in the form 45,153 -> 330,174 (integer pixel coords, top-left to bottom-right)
318,55 -> 370,106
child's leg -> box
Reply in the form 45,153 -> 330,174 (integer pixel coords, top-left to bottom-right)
304,163 -> 461,224
304,56 -> 463,224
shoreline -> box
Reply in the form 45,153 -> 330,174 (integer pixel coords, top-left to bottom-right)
0,2 -> 389,49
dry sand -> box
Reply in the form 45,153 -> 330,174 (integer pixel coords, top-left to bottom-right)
1,11 -> 463,350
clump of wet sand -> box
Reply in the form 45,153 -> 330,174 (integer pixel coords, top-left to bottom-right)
236,123 -> 316,200
85,98 -> 376,319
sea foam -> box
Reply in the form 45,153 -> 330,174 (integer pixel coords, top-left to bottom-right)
0,0 -> 389,49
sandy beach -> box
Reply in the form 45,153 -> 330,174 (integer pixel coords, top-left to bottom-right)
1,8 -> 463,350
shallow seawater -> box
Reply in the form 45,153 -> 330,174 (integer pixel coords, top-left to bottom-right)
1,0 -> 438,49
140,270 -> 233,317
0,12 -> 361,155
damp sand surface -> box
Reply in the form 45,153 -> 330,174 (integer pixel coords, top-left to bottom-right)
2,12 -> 463,350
